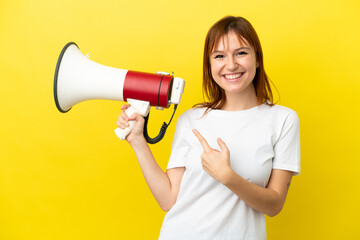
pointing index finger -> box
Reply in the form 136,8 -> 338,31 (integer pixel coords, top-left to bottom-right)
192,129 -> 211,152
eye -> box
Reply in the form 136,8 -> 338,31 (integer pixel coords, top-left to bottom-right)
237,51 -> 248,56
214,54 -> 224,59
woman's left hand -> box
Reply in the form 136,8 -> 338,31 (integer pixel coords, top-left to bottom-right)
193,129 -> 233,184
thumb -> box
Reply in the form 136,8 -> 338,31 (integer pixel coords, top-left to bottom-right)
217,138 -> 229,153
127,112 -> 143,121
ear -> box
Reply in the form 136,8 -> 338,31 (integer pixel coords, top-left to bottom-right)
256,61 -> 260,68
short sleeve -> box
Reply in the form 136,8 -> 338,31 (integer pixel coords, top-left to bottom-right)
167,114 -> 190,169
273,110 -> 301,176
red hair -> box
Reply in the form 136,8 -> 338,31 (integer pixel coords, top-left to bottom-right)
194,16 -> 277,112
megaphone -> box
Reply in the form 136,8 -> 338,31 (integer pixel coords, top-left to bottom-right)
54,42 -> 185,143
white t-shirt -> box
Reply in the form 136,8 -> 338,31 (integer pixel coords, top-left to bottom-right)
158,103 -> 300,240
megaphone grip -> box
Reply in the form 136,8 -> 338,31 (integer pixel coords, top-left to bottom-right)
114,107 -> 137,140
114,121 -> 136,140
114,100 -> 151,141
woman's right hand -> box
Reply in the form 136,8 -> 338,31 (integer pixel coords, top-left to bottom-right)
116,104 -> 146,145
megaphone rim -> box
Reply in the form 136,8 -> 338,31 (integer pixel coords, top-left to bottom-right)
54,42 -> 79,113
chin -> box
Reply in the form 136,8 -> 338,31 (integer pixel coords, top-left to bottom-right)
224,83 -> 254,95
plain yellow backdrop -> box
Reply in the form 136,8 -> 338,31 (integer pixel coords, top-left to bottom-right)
1,0 -> 359,239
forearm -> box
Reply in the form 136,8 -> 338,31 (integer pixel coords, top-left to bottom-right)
222,170 -> 282,217
130,137 -> 176,211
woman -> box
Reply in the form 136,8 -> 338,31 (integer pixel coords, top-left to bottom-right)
117,16 -> 300,240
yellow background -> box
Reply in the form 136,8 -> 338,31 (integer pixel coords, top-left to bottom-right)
1,0 -> 359,239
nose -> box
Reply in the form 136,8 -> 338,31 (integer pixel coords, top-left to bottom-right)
226,56 -> 238,71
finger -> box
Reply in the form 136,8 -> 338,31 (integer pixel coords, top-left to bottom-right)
127,112 -> 142,121
192,129 -> 212,152
121,104 -> 130,110
217,138 -> 229,152
117,117 -> 130,128
116,120 -> 126,129
119,110 -> 129,121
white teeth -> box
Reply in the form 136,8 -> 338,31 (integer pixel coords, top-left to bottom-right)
224,73 -> 243,79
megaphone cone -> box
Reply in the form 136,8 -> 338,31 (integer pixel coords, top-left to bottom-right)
54,42 -> 128,112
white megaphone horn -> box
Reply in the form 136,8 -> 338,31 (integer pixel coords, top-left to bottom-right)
54,42 -> 185,144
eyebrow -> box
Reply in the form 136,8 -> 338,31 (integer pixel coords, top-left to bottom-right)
211,47 -> 251,54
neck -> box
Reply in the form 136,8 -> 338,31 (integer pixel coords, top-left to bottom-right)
221,85 -> 261,111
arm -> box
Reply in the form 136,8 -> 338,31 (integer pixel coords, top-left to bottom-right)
193,129 -> 293,217
223,169 -> 292,217
130,138 -> 185,211
117,105 -> 185,211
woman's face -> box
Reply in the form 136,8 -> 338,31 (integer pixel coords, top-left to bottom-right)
210,31 -> 258,97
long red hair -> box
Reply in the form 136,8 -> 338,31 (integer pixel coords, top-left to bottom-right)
194,16 -> 277,112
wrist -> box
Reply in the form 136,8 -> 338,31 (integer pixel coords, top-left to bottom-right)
128,135 -> 147,149
221,168 -> 238,186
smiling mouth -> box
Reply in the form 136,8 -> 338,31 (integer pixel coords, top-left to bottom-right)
223,72 -> 244,80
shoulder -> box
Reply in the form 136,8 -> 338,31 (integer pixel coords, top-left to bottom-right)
265,104 -> 299,121
264,104 -> 300,132
174,107 -> 207,129
177,107 -> 207,121
266,104 -> 297,114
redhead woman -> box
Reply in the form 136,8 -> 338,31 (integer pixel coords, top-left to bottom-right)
116,16 -> 300,240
